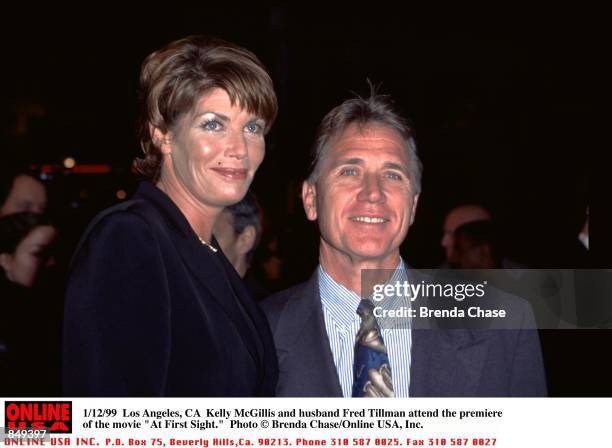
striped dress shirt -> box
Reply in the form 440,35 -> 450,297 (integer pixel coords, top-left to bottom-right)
318,260 -> 412,397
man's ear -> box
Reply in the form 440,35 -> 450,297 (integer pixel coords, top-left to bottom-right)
236,225 -> 257,255
479,244 -> 492,264
409,194 -> 420,225
302,180 -> 318,221
150,124 -> 172,155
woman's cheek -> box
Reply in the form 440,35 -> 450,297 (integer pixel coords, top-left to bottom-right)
251,140 -> 266,169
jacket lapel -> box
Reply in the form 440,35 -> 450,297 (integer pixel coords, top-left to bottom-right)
406,267 -> 490,396
275,273 -> 343,397
410,328 -> 489,396
134,182 -> 261,368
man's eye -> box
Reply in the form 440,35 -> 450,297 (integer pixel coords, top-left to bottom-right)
384,172 -> 402,180
339,168 -> 358,176
245,122 -> 264,134
202,120 -> 222,131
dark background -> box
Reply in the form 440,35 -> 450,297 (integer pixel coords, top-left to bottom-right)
1,5 -> 602,395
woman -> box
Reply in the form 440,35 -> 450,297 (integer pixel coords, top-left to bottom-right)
63,36 -> 278,396
0,212 -> 59,394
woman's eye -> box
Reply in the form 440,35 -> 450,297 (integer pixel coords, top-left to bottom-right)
245,122 -> 263,134
202,120 -> 222,131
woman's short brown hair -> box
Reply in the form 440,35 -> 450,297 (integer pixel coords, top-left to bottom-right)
134,35 -> 278,182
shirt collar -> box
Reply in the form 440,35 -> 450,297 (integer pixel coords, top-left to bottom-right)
318,259 -> 407,330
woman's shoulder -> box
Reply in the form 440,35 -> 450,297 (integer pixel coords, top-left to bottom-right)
86,198 -> 158,237
71,198 -> 165,263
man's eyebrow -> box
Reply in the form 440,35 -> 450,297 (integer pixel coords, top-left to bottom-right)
383,161 -> 409,174
330,158 -> 410,175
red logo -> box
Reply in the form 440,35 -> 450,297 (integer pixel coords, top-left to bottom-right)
4,401 -> 72,433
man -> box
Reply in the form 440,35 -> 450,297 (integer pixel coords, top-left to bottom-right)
453,220 -> 501,269
213,192 -> 269,300
213,191 -> 261,278
262,94 -> 546,397
441,204 -> 491,266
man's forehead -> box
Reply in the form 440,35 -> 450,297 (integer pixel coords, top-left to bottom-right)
332,123 -> 405,148
326,123 -> 408,163
445,206 -> 491,231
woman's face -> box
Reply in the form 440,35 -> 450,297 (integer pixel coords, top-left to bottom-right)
160,88 -> 266,209
0,225 -> 56,288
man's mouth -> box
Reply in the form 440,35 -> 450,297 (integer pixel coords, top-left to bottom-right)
350,216 -> 388,224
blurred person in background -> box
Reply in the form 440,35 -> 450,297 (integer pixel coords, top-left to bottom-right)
0,212 -> 56,289
452,220 -> 501,269
63,35 -> 278,396
213,191 -> 270,300
0,211 -> 59,395
441,203 -> 524,269
0,163 -> 47,216
440,204 -> 490,267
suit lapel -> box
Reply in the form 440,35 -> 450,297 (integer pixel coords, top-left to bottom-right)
178,226 -> 266,374
276,273 -> 343,397
406,267 -> 490,396
217,250 -> 279,392
134,182 -> 261,368
410,328 -> 489,396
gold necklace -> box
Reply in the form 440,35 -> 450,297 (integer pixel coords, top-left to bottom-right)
197,235 -> 218,253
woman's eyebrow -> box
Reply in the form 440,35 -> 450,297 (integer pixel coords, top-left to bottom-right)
194,111 -> 230,122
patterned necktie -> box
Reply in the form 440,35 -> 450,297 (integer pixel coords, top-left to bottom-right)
352,298 -> 394,397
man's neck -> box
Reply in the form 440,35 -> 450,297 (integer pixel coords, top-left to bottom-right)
319,242 -> 401,295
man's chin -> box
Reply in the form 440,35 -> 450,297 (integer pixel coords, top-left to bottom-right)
346,245 -> 397,264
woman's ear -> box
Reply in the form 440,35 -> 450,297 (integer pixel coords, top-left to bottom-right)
150,124 -> 172,155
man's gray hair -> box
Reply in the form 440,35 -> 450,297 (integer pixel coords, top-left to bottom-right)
306,93 -> 422,194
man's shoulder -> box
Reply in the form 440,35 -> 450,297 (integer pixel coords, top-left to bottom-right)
260,275 -> 319,330
261,281 -> 311,315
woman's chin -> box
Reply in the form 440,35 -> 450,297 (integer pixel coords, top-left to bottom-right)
216,189 -> 249,206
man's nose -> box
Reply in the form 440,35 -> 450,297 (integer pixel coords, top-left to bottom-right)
357,173 -> 384,203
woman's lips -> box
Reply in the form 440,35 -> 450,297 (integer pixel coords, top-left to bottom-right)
210,168 -> 248,180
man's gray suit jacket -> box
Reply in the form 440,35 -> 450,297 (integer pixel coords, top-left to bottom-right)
261,270 -> 547,397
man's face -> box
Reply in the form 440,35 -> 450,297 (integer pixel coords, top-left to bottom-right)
303,123 -> 419,265
453,234 -> 483,269
441,206 -> 490,263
